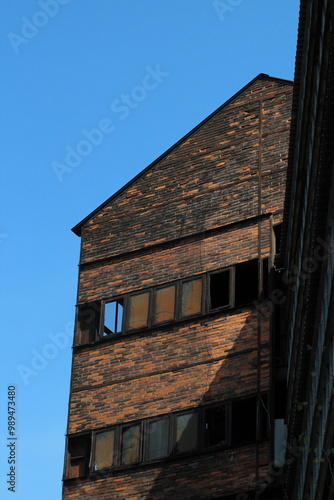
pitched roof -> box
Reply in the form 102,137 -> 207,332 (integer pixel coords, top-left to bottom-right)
72,73 -> 293,237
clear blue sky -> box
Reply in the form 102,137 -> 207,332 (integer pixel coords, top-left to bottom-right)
0,1 -> 299,498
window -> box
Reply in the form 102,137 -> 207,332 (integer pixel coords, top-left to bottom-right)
175,412 -> 198,454
121,424 -> 141,465
209,269 -> 231,309
94,429 -> 115,470
65,395 -> 268,478
75,301 -> 101,344
67,433 -> 91,478
128,292 -> 150,329
273,224 -> 282,255
235,260 -> 259,306
75,258 -> 271,345
103,300 -> 123,335
204,404 -> 226,447
147,418 -> 170,460
154,286 -> 176,324
181,279 -> 202,317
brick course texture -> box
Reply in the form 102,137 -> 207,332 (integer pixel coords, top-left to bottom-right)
63,75 -> 293,500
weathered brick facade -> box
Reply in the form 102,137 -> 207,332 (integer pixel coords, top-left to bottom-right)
63,75 -> 293,499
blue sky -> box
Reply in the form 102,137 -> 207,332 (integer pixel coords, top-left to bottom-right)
0,1 -> 299,498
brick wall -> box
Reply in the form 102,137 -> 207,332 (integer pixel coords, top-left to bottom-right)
63,76 -> 293,499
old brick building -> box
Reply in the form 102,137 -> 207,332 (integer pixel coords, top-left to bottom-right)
62,74 -> 293,499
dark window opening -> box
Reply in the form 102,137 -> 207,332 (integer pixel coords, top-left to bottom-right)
204,405 -> 226,447
262,258 -> 269,299
273,224 -> 282,255
94,429 -> 115,470
231,397 -> 257,445
67,434 -> 91,479
128,292 -> 150,330
148,418 -> 169,460
209,270 -> 231,309
181,279 -> 202,317
103,300 -> 123,336
235,260 -> 259,306
175,412 -> 198,454
75,301 -> 101,345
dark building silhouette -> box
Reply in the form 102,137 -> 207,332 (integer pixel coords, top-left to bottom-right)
280,0 -> 334,498
62,75 -> 293,499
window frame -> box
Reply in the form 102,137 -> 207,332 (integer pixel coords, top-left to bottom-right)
179,276 -> 205,319
65,394 -> 269,479
75,258 -> 269,345
102,297 -> 125,337
207,267 -> 235,311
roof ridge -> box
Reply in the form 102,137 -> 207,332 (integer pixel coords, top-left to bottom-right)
72,73 -> 293,236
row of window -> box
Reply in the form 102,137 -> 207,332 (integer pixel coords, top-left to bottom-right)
75,258 -> 269,345
66,394 -> 268,479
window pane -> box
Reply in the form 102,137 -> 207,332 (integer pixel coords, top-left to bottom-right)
155,286 -> 176,323
210,271 -> 230,309
235,260 -> 259,306
176,413 -> 198,453
231,397 -> 257,445
128,293 -> 149,329
104,300 -> 123,335
95,430 -> 115,470
181,280 -> 202,317
148,419 -> 169,460
76,302 -> 101,345
121,424 -> 141,465
204,405 -> 226,447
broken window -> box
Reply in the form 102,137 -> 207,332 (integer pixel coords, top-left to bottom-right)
181,279 -> 202,317
204,404 -> 226,447
121,424 -> 141,465
103,300 -> 123,336
235,259 -> 259,306
154,285 -> 176,323
94,429 -> 115,470
128,292 -> 150,329
175,412 -> 198,454
231,397 -> 257,446
147,418 -> 169,460
209,269 -> 231,309
67,433 -> 91,478
75,301 -> 101,345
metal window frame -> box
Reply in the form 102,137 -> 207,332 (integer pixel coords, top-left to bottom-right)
101,297 -> 125,337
